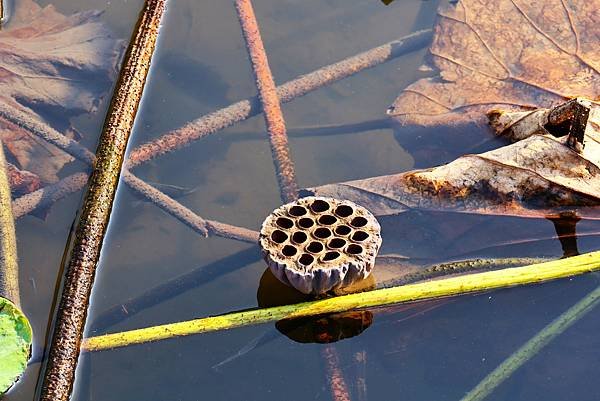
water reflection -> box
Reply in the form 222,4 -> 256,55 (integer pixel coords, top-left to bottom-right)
257,269 -> 374,343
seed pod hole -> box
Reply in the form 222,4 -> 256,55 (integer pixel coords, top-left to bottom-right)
282,245 -> 297,257
314,227 -> 332,239
307,241 -> 324,254
352,231 -> 369,242
299,253 -> 315,266
310,199 -> 330,213
289,205 -> 308,217
350,216 -> 368,228
328,238 -> 346,249
323,251 -> 340,261
271,230 -> 288,243
334,225 -> 352,236
276,217 -> 294,229
318,214 -> 337,225
298,217 -> 315,229
292,231 -> 308,244
347,244 -> 363,255
335,205 -> 354,218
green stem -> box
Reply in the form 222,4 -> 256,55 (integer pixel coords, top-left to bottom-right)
460,282 -> 600,401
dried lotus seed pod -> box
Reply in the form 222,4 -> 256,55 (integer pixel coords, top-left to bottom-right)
259,196 -> 382,295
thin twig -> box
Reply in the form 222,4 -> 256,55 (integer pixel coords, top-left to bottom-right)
460,283 -> 600,401
125,29 -> 433,168
11,172 -> 89,219
122,170 -> 259,243
40,1 -> 167,400
235,0 -> 298,202
0,139 -> 20,308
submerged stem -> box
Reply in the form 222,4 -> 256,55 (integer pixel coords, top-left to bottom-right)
0,139 -> 20,308
460,282 -> 600,401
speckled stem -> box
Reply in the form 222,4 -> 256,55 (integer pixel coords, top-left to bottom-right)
0,140 -> 20,308
125,29 -> 432,168
39,1 -> 167,400
323,345 -> 351,401
235,0 -> 298,203
122,170 -> 259,243
11,172 -> 89,219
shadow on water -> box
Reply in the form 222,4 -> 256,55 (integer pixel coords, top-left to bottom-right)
155,51 -> 231,108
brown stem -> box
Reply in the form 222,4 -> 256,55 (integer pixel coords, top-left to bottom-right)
40,1 -> 167,400
11,172 -> 89,219
322,344 -> 352,401
123,170 -> 259,243
125,29 -> 432,168
235,0 -> 298,203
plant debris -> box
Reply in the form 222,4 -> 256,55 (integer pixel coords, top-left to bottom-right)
387,0 -> 600,164
0,0 -> 122,183
306,99 -> 600,220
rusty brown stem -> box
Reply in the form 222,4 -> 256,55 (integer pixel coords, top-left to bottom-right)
0,103 -> 96,165
123,170 -> 259,243
322,344 -> 352,401
11,172 -> 89,219
39,1 -> 167,400
235,0 -> 298,203
125,29 -> 432,168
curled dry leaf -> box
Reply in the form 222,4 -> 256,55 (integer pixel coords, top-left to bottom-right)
6,163 -> 41,197
305,99 -> 600,221
0,0 -> 123,183
387,0 -> 600,164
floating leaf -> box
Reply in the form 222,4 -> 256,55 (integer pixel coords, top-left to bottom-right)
387,0 -> 600,164
306,99 -> 600,221
0,0 -> 123,182
0,297 -> 32,395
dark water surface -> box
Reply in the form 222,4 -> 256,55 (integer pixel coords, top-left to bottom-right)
5,0 -> 600,400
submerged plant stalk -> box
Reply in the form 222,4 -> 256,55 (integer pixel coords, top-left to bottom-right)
11,172 -> 89,219
126,29 -> 432,168
39,1 -> 167,400
0,140 -> 20,308
235,0 -> 298,202
122,170 -> 259,243
81,251 -> 600,352
460,283 -> 600,401
323,345 -> 351,401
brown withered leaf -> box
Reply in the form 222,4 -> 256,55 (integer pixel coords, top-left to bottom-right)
387,0 -> 600,164
305,100 -> 600,221
0,0 -> 122,183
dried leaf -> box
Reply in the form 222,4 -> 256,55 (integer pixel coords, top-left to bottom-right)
6,163 -> 41,197
306,100 -> 600,220
0,0 -> 123,182
387,0 -> 600,163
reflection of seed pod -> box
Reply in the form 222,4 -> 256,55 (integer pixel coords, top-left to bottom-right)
256,268 -> 374,344
259,196 -> 382,294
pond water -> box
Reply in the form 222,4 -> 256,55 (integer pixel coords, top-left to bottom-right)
4,0 -> 600,400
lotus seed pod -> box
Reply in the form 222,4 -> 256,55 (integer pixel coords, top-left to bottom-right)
259,197 -> 382,295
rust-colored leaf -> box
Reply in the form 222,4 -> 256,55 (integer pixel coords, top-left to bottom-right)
387,0 -> 600,164
0,0 -> 122,183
